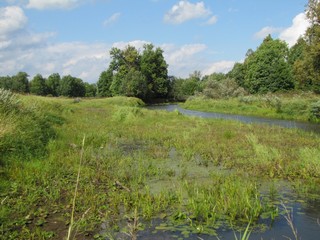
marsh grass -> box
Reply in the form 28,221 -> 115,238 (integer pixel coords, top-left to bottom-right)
1,94 -> 320,239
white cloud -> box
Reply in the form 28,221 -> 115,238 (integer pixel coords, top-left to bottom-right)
26,0 -> 80,10
103,12 -> 121,27
254,13 -> 310,47
254,26 -> 282,39
162,43 -> 207,77
279,13 -> 310,47
0,6 -> 27,36
112,40 -> 150,50
164,1 -> 211,24
203,60 -> 235,76
206,15 -> 218,25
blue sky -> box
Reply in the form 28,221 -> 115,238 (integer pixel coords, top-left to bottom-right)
0,0 -> 309,83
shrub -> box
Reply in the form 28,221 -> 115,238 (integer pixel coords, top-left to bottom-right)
310,100 -> 320,120
0,88 -> 20,114
202,79 -> 247,99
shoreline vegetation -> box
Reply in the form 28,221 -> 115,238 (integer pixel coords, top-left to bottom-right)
181,92 -> 320,123
1,91 -> 320,239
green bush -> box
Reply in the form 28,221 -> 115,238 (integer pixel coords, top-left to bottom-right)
202,79 -> 247,99
310,100 -> 320,119
0,88 -> 20,114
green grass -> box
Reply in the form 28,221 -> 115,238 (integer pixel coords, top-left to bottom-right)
182,92 -> 320,122
1,93 -> 320,239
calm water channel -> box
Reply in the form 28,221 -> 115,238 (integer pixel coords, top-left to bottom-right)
147,104 -> 320,134
136,105 -> 320,239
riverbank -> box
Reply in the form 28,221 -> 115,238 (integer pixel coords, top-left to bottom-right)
181,92 -> 320,123
1,94 -> 320,239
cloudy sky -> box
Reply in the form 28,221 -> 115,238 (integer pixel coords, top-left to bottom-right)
0,0 -> 310,83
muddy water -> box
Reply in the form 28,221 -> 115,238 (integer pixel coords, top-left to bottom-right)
147,104 -> 320,134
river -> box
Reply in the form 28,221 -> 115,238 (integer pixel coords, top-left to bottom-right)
147,104 -> 320,134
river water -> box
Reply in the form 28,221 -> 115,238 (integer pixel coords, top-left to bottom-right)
146,104 -> 320,134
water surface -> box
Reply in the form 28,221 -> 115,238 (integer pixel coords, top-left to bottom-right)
147,104 -> 320,134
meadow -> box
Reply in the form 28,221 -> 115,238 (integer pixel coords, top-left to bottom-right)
1,90 -> 320,239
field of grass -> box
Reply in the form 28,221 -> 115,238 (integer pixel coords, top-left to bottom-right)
1,91 -> 320,239
182,92 -> 320,123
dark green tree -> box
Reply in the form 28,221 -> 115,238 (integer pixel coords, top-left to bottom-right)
140,44 -> 169,98
84,83 -> 97,97
227,63 -> 246,87
11,72 -> 29,93
30,74 -> 47,96
299,0 -> 320,93
59,75 -> 86,97
109,46 -> 140,96
121,69 -> 148,99
97,70 -> 113,97
102,44 -> 169,100
0,76 -> 12,90
244,35 -> 294,93
46,73 -> 61,96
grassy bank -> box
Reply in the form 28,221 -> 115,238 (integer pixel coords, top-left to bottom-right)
181,92 -> 320,123
1,92 -> 320,239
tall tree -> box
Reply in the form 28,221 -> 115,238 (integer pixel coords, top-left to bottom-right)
0,76 -> 12,90
227,63 -> 246,87
121,69 -> 148,99
46,73 -> 61,96
102,44 -> 169,100
140,44 -> 169,98
84,83 -> 97,97
109,45 -> 140,96
30,74 -> 47,96
59,75 -> 86,97
244,35 -> 294,93
302,0 -> 320,92
11,72 -> 29,93
97,70 -> 113,97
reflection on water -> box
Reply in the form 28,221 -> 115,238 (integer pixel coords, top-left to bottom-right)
147,104 -> 320,134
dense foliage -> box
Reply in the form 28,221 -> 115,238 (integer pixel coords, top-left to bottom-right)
97,43 -> 170,101
0,72 -> 97,97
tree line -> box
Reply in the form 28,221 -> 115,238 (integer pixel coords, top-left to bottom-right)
1,0 -> 319,100
0,72 -> 97,97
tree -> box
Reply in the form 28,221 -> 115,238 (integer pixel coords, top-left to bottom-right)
59,75 -> 86,97
181,76 -> 201,96
46,73 -> 61,96
121,69 -> 148,99
84,83 -> 97,97
227,63 -> 246,87
11,72 -> 29,93
140,44 -> 169,98
101,43 -> 169,101
299,0 -> 320,93
0,76 -> 12,90
97,70 -> 113,97
30,74 -> 47,96
244,35 -> 294,93
109,45 -> 141,96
